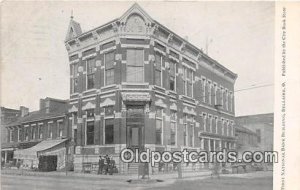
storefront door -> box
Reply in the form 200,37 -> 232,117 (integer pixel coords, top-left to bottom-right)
126,105 -> 145,150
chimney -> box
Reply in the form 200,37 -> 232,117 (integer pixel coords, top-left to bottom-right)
184,36 -> 189,42
20,106 -> 29,117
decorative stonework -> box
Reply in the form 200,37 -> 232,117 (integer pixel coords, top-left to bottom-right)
69,105 -> 78,112
96,60 -> 102,67
100,98 -> 115,107
122,92 -> 151,102
155,99 -> 167,108
170,103 -> 177,111
115,54 -> 122,61
82,102 -> 96,110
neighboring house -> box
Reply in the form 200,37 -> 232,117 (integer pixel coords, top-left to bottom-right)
235,113 -> 274,152
1,107 -> 22,164
65,3 -> 237,173
2,98 -> 71,170
235,124 -> 259,158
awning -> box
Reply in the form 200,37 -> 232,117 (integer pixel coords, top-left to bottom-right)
14,139 -> 68,160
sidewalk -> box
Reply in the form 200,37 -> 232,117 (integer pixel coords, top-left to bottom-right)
1,168 -> 211,181
1,168 -> 272,182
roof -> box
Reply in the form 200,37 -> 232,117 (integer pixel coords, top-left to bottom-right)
65,3 -> 237,79
235,125 -> 258,136
235,113 -> 274,126
5,108 -> 67,127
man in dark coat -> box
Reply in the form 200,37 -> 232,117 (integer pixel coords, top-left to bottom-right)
98,156 -> 104,175
103,155 -> 110,175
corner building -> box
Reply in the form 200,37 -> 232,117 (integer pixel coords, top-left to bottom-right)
65,3 -> 238,173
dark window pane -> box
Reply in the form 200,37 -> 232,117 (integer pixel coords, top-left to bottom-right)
105,69 -> 114,85
170,76 -> 175,91
87,58 -> 95,74
87,74 -> 95,89
105,119 -> 114,144
155,120 -> 162,145
155,70 -> 161,86
86,121 -> 94,145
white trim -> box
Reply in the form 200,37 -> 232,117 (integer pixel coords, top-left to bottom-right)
121,44 -> 150,48
100,46 -> 117,54
82,102 -> 96,110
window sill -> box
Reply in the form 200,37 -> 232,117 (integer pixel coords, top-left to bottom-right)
83,88 -> 96,93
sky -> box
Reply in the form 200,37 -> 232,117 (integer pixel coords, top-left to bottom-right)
0,1 -> 274,116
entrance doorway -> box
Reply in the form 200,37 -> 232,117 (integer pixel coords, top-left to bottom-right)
126,105 -> 145,151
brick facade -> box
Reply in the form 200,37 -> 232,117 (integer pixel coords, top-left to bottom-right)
65,3 -> 237,173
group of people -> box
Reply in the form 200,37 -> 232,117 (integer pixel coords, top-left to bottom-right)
97,155 -> 116,175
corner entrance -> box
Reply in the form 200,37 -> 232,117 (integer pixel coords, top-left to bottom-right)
126,105 -> 145,151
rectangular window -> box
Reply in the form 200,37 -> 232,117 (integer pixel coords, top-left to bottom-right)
48,123 -> 52,138
207,115 -> 212,133
221,119 -> 225,135
203,113 -> 207,132
18,128 -> 21,142
25,127 -> 29,141
170,122 -> 176,146
202,78 -> 206,102
189,124 -> 194,147
220,87 -> 224,108
207,81 -> 212,105
86,121 -> 94,145
183,67 -> 187,95
155,108 -> 163,145
187,69 -> 193,97
170,110 -> 177,146
213,83 -> 217,105
155,53 -> 162,86
225,89 -> 228,110
105,51 -> 115,85
71,64 -> 78,93
86,58 -> 96,89
73,129 -> 77,144
211,117 -> 216,133
31,126 -> 35,140
38,124 -> 43,139
72,112 -> 77,125
58,121 -> 63,137
105,119 -> 114,144
169,61 -> 176,91
126,49 -> 144,82
184,123 -> 188,147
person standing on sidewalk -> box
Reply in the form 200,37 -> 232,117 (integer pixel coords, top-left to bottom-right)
98,156 -> 104,175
